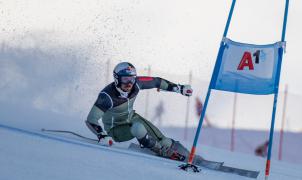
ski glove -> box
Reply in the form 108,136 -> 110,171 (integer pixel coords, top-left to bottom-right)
174,84 -> 193,96
85,121 -> 113,146
97,131 -> 109,141
97,132 -> 114,146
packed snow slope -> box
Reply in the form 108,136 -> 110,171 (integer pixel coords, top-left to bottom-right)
0,108 -> 301,180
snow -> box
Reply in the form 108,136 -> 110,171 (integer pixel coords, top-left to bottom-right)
1,114 -> 302,180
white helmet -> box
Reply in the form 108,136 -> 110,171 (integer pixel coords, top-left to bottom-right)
113,62 -> 137,87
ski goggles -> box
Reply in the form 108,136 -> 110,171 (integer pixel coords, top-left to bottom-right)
120,76 -> 136,84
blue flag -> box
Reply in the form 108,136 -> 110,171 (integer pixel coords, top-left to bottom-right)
211,38 -> 285,95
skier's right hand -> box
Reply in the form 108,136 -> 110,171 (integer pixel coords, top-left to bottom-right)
97,132 -> 113,146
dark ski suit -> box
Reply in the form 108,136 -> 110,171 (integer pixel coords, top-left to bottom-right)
86,76 -> 180,143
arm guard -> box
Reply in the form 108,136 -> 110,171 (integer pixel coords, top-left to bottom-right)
136,76 -> 179,92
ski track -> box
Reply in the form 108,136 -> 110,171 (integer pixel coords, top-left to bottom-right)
1,123 -> 302,180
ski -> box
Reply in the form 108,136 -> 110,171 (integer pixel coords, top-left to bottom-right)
128,143 -> 223,170
217,165 -> 259,178
41,128 -> 259,178
41,128 -> 223,169
128,143 -> 259,178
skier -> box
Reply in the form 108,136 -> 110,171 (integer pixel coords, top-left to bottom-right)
85,62 -> 193,160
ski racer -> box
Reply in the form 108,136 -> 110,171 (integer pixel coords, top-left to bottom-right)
85,62 -> 193,160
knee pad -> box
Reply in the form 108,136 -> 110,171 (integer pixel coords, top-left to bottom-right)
130,122 -> 147,139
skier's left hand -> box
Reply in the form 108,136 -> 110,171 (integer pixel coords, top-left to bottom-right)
177,84 -> 193,96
